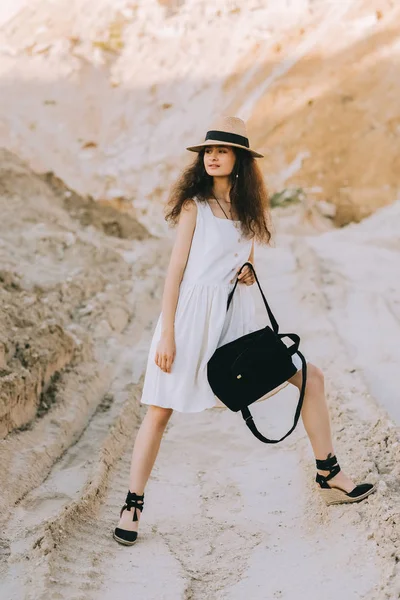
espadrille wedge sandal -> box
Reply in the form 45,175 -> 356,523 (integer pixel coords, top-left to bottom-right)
113,491 -> 144,546
316,453 -> 376,506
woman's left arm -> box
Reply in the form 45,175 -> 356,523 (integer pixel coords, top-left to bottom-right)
248,239 -> 255,265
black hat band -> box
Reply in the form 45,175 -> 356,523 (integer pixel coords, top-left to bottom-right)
205,130 -> 250,148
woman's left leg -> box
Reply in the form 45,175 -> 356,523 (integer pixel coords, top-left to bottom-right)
287,363 -> 357,493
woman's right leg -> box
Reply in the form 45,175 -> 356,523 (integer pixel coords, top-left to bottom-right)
117,405 -> 173,532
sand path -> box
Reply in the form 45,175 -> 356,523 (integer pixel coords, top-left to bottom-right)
2,209 -> 398,599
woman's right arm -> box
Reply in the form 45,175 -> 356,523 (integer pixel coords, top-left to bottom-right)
155,199 -> 197,373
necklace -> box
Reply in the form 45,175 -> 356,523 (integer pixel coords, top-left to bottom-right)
211,192 -> 232,220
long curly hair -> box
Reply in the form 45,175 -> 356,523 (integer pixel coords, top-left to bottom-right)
164,147 -> 272,244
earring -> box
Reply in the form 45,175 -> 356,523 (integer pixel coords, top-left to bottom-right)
236,174 -> 239,179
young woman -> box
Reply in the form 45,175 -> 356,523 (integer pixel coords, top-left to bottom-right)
113,116 -> 376,545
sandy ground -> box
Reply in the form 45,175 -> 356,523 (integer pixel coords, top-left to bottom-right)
1,199 -> 399,599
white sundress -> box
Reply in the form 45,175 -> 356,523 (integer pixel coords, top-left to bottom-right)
140,196 -> 303,413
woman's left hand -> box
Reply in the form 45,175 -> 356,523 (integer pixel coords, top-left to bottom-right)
237,263 -> 255,286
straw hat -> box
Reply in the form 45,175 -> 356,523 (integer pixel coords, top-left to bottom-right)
186,115 -> 263,158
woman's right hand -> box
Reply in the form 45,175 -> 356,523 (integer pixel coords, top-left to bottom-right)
155,333 -> 176,373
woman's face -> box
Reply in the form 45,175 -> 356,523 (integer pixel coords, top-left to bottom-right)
203,145 -> 236,177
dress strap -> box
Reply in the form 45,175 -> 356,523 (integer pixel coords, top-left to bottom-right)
191,196 -> 204,228
191,195 -> 200,212
193,196 -> 208,218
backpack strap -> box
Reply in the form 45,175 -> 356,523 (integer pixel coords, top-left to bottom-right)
227,261 -> 279,334
240,351 -> 307,444
227,261 -> 307,444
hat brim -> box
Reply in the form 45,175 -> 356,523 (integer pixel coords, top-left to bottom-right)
186,139 -> 263,159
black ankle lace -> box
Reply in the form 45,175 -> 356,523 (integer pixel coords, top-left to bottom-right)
315,453 -> 341,482
122,491 -> 145,522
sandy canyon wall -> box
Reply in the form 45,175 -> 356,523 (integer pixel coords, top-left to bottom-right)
0,149 -> 162,440
0,0 -> 399,235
